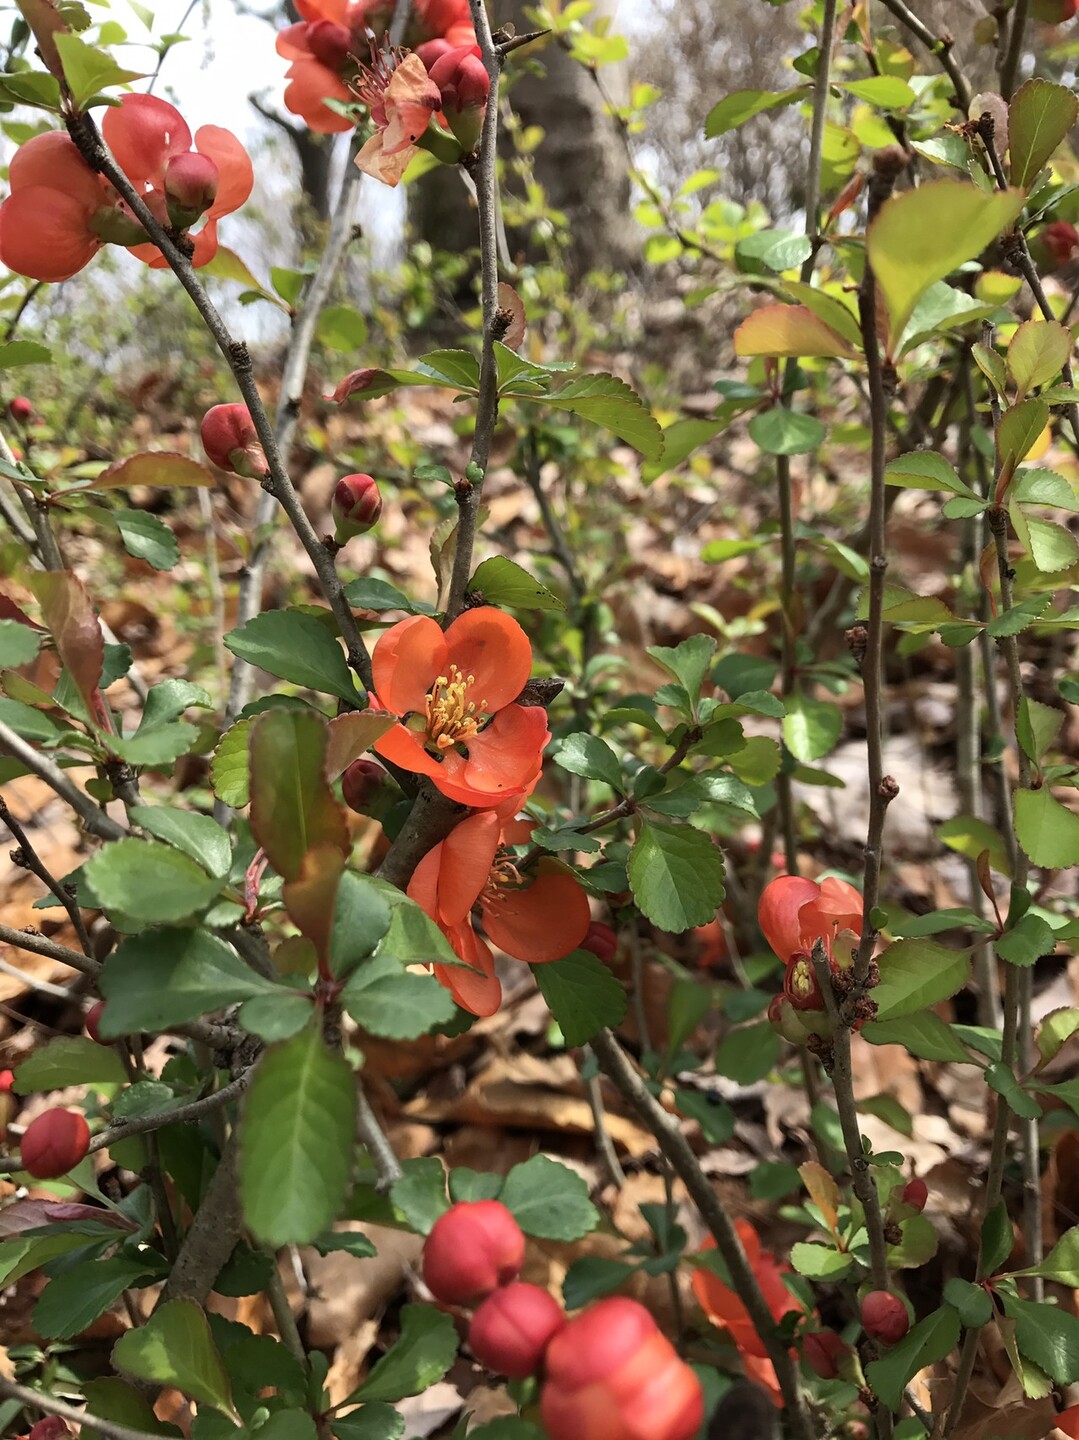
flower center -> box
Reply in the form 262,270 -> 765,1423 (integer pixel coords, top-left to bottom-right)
422,664 -> 488,752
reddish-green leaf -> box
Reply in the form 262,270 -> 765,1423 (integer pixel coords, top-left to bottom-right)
79,452 -> 216,492
249,709 -> 349,882
1009,78 -> 1079,191
324,710 -> 396,778
734,304 -> 858,359
29,570 -> 103,716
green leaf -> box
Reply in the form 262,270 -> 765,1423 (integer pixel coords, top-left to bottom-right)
938,814 -> 1013,878
237,993 -> 314,1043
80,1378 -> 180,1440
0,72 -> 62,112
98,928 -> 284,1035
1016,1225 -> 1079,1286
317,305 -> 368,352
329,871 -> 393,978
704,84 -> 811,137
114,509 -> 179,571
106,721 -> 198,768
332,1404 -> 405,1440
312,1231 -> 378,1260
982,1201 -> 1013,1276
419,349 -> 481,389
54,31 -> 145,107
996,912 -> 1056,967
342,577 -> 434,616
112,1300 -> 235,1417
533,950 -> 628,1045
241,1023 -> 357,1246
563,1256 -> 637,1308
554,732 -> 624,792
1003,1292 -> 1079,1384
14,1035 -> 126,1092
1017,697 -> 1065,763
1038,1009 -> 1079,1068
1014,787 -> 1079,869
866,1307 -> 960,1410
341,954 -> 456,1038
863,1011 -> 981,1065
647,635 -> 716,709
224,610 -> 361,705
389,1157 -> 449,1235
0,619 -> 42,667
1008,320 -> 1073,398
889,1213 -> 939,1268
127,806 -> 231,879
35,1254 -> 160,1339
837,75 -> 915,107
84,838 -> 221,923
1020,515 -> 1079,572
628,820 -> 726,932
873,939 -> 971,1021
449,1168 -> 504,1202
999,398 -> 1050,479
249,708 -> 349,883
867,182 -> 1025,354
944,1277 -> 993,1329
1009,78 -> 1079,191
885,450 -> 977,497
748,407 -> 826,455
351,1304 -> 458,1403
789,1242 -> 852,1279
470,556 -> 564,612
714,1021 -> 780,1084
211,717 -> 254,809
523,372 -> 663,460
642,416 -> 736,484
783,694 -> 842,762
986,1061 -> 1042,1120
500,1154 -> 599,1241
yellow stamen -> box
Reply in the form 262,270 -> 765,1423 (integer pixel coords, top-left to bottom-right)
423,664 -> 488,753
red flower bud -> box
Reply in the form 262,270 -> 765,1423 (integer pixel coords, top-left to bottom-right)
580,922 -> 618,964
165,152 -> 220,226
85,1001 -> 108,1045
200,403 -> 269,479
307,18 -> 353,69
803,1328 -> 848,1380
0,1068 -> 14,1092
468,1281 -> 566,1378
341,757 -> 397,818
428,46 -> 489,151
29,1420 -> 73,1439
8,396 -> 34,422
20,1108 -> 91,1179
332,473 -> 382,542
541,1297 -> 703,1440
861,1291 -> 910,1346
1042,220 -> 1079,269
902,1177 -> 928,1213
784,952 -> 825,1011
423,1200 -> 525,1305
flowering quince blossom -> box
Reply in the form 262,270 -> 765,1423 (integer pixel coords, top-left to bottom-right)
691,1218 -> 808,1405
0,94 -> 252,283
408,808 -> 591,1015
369,608 -> 550,810
353,50 -> 445,186
758,873 -> 863,1012
276,0 -> 475,134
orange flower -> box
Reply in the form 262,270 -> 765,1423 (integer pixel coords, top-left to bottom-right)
408,809 -> 590,1016
1056,1406 -> 1079,1437
370,609 -> 549,810
354,50 -> 444,186
758,874 -> 863,967
691,1219 -> 807,1404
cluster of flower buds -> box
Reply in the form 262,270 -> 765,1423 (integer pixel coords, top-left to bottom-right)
422,1202 -> 702,1440
19,1108 -> 91,1179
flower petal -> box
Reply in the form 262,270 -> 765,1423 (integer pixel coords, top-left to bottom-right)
461,704 -> 549,797
276,21 -> 316,58
406,840 -> 442,917
444,607 -> 532,712
436,812 -> 500,926
372,615 -> 446,717
434,923 -> 501,1016
355,130 -> 413,185
296,0 -> 350,21
0,188 -> 100,282
103,94 -> 192,191
758,875 -> 820,963
9,131 -> 105,210
195,126 -> 254,217
284,61 -> 356,133
483,868 -> 590,964
372,719 -> 445,779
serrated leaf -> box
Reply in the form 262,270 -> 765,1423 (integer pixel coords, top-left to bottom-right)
500,1154 -> 599,1241
0,619 -> 42,667
1008,320 -> 1073,399
865,1307 -> 960,1410
1014,788 -> 1079,869
14,1035 -> 126,1092
249,708 -> 349,882
873,939 -> 972,1021
748,407 -> 826,455
533,949 -> 627,1045
84,838 -> 221,922
1009,78 -> 1079,191
389,1157 -> 448,1235
986,1061 -> 1043,1119
342,577 -> 434,616
1016,1225 -> 1079,1286
789,1242 -> 851,1279
211,717 -> 253,808
31,570 -> 102,717
112,1300 -> 235,1417
114,509 -> 179,571
224,610 -> 361,704
240,1023 -> 357,1247
867,182 -> 1025,354
1003,1292 -> 1079,1384
516,372 -> 663,460
341,953 -> 456,1038
127,806 -> 231,878
35,1254 -> 160,1339
54,30 -> 145,107
863,1011 -> 982,1065
325,711 -> 397,777
554,732 -> 624,791
944,1277 -> 993,1329
628,820 -> 725,932
98,928 -> 284,1034
885,450 -> 978,497
469,556 -> 564,611
332,1404 -> 405,1440
1037,1009 -> 1079,1068
351,1304 -> 458,1403
783,694 -> 842,762
996,912 -> 1056,967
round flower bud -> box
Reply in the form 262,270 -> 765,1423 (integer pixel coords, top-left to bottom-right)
332,473 -> 382,543
200,403 -> 269,479
341,758 -> 398,819
308,18 -> 353,68
468,1281 -> 565,1378
901,1177 -> 928,1213
541,1298 -> 703,1440
423,1200 -> 525,1306
580,922 -> 617,964
8,396 -> 34,422
0,1068 -> 14,1092
85,1001 -> 107,1045
165,152 -> 220,227
1041,220 -> 1079,270
20,1108 -> 91,1179
803,1328 -> 848,1380
861,1290 -> 910,1347
29,1420 -> 73,1439
428,46 -> 490,151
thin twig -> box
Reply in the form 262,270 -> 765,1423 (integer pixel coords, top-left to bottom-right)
0,796 -> 94,955
999,0 -> 1029,100
581,1045 -> 626,1188
0,921 -> 98,977
357,1081 -> 402,1188
0,1378 -> 162,1440
265,1252 -> 308,1366
875,0 -> 972,112
0,719 -> 126,841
